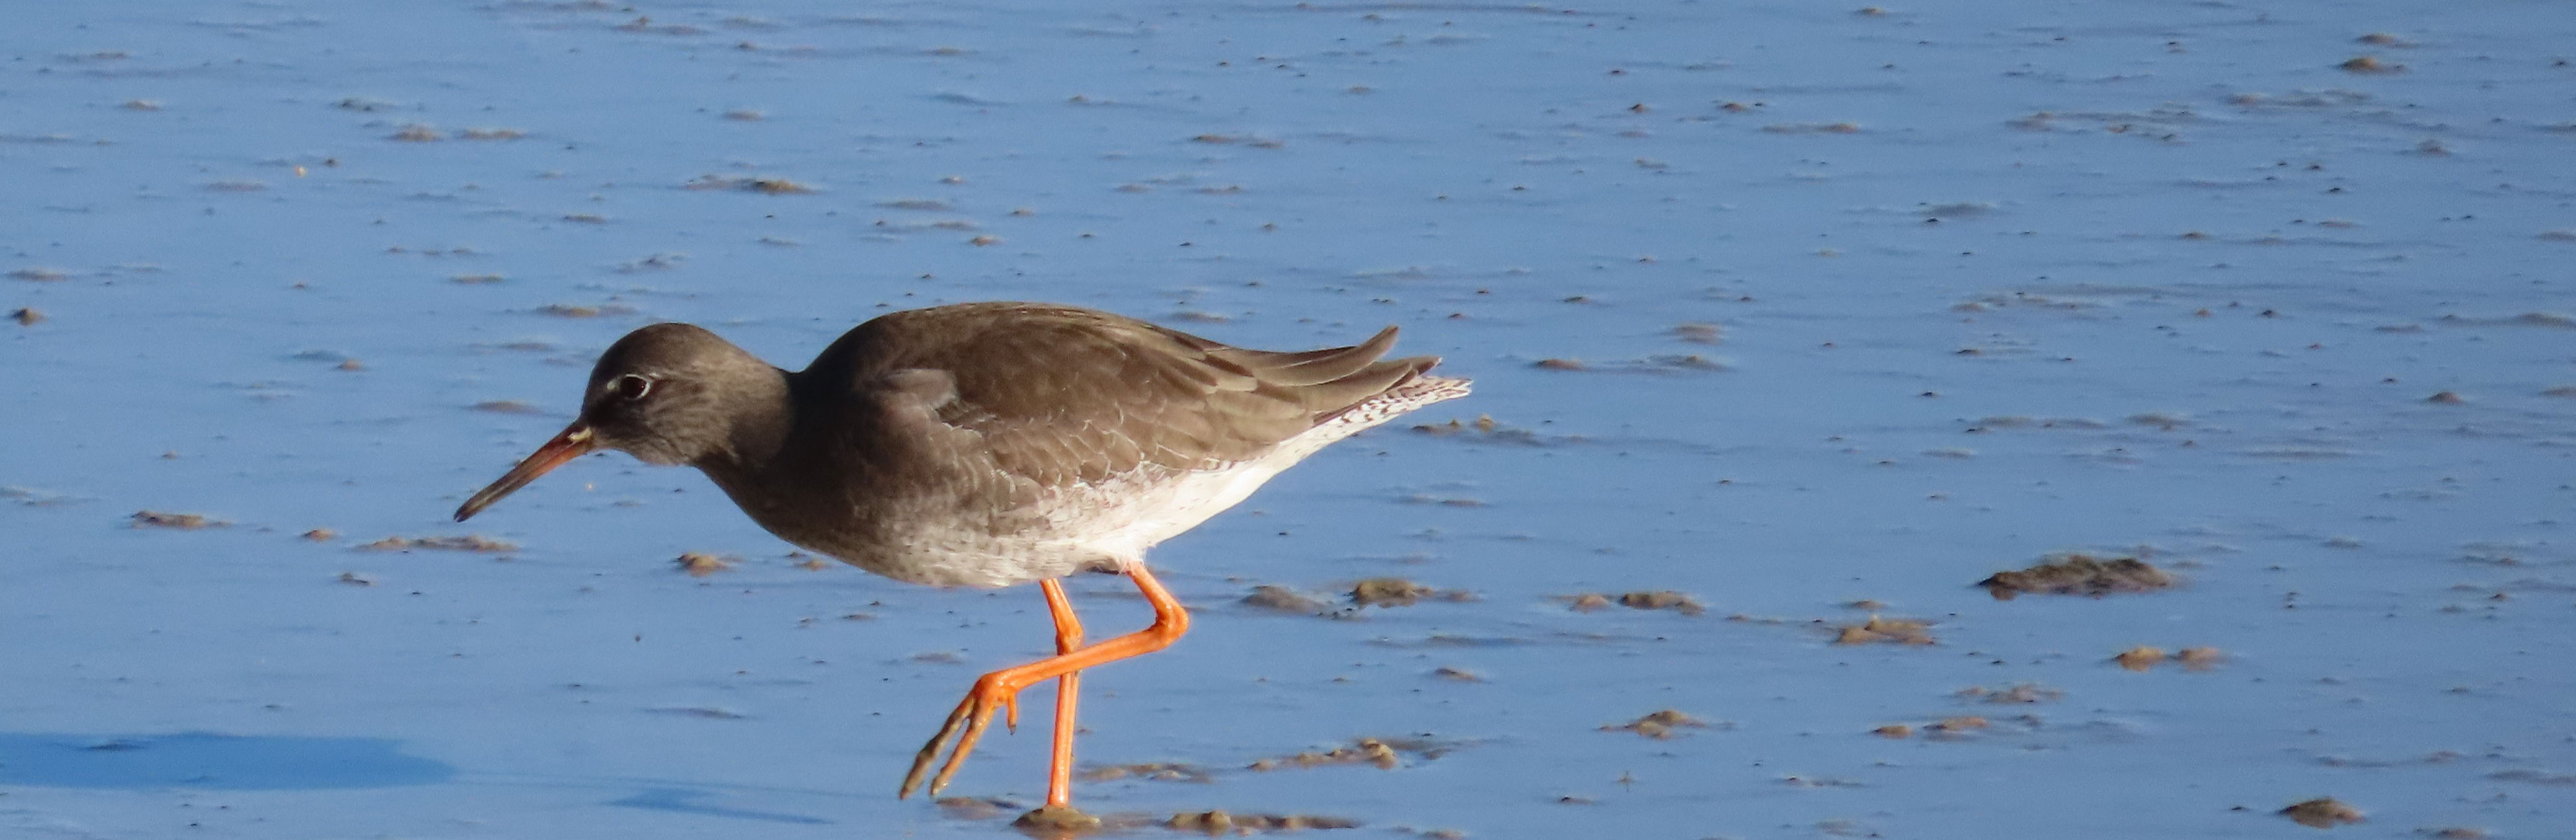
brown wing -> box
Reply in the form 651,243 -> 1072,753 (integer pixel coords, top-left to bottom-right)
815,302 -> 1435,487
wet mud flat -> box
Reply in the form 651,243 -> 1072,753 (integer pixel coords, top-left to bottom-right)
5,1 -> 2574,839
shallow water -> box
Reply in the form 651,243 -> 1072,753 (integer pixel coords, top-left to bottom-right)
5,1 -> 2573,837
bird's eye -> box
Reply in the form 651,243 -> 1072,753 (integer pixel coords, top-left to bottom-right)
613,373 -> 653,401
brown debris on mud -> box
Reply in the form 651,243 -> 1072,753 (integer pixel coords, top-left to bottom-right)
1561,590 -> 1705,616
130,510 -> 222,529
1979,554 -> 2174,600
1411,412 -> 1566,445
934,797 -> 1023,821
1350,578 -> 1474,608
535,302 -> 637,318
1834,614 -> 1935,645
1876,713 -> 2043,741
2175,646 -> 2225,670
941,799 -> 1362,837
674,552 -> 734,576
2116,645 -> 2224,671
2114,646 -> 2167,671
1602,709 -> 1711,739
2282,797 -> 2365,828
684,174 -> 819,194
1167,810 -> 1359,835
1250,739 -> 1399,771
358,534 -> 515,552
1241,584 -> 1332,614
1957,683 -> 2065,704
1077,762 -> 1215,784
1532,355 -> 1724,373
1410,414 -> 1551,445
1014,804 -> 1103,835
1246,736 -> 1455,772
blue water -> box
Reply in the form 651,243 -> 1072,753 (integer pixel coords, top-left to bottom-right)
5,1 -> 2571,837
0,732 -> 453,790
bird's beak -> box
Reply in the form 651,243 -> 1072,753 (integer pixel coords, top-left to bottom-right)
455,422 -> 595,522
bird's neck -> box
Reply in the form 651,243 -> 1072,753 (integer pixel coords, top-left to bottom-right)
694,367 -> 794,476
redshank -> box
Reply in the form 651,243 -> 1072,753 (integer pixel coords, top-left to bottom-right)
453,301 -> 1470,814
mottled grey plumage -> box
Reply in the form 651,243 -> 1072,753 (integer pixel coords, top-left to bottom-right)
464,302 -> 1470,587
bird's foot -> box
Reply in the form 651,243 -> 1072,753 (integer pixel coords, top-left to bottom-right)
900,671 -> 1029,799
898,567 -> 1186,803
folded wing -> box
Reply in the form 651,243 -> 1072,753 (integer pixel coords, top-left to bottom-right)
823,302 -> 1437,488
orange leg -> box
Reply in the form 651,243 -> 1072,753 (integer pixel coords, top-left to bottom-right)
899,565 -> 1190,801
1039,578 -> 1084,809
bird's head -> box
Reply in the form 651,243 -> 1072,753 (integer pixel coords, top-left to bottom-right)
454,322 -> 775,521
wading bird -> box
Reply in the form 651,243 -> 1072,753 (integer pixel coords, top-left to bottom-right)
455,302 -> 1470,819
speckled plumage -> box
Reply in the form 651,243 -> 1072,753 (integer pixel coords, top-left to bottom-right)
483,302 -> 1469,587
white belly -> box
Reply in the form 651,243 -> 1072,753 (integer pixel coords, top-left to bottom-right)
843,375 -> 1472,589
